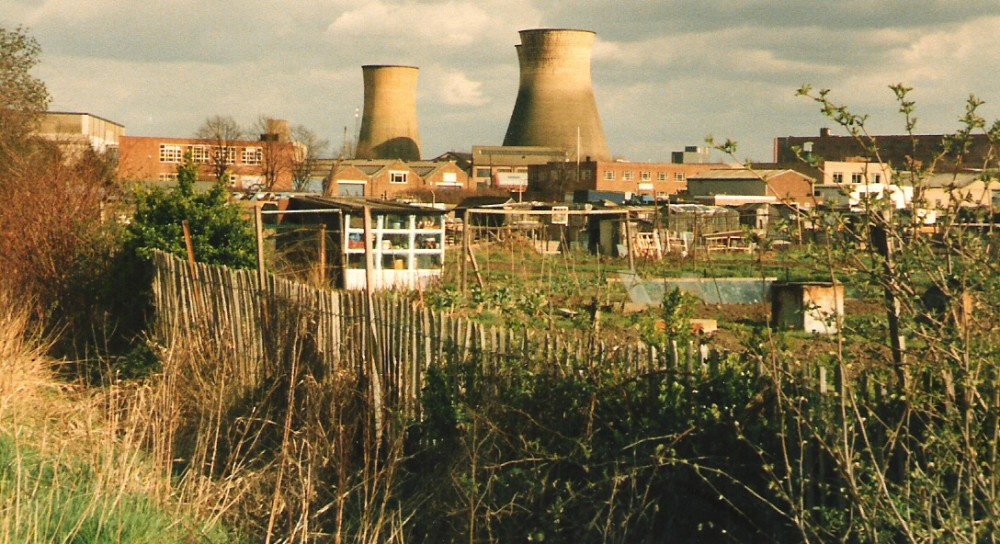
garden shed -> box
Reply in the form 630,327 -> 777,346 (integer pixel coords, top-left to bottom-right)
278,196 -> 448,290
661,204 -> 740,239
771,281 -> 844,334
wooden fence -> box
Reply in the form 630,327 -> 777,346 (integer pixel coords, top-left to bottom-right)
151,250 -> 957,536
151,250 -> 718,417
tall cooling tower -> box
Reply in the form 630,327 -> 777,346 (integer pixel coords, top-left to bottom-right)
355,65 -> 422,161
503,29 -> 610,161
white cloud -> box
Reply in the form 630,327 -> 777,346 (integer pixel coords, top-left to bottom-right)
327,0 -> 537,48
6,1 -> 1000,161
592,37 -> 673,67
437,71 -> 489,106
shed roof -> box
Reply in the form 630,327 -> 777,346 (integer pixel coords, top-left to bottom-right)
921,172 -> 983,189
286,195 -> 446,215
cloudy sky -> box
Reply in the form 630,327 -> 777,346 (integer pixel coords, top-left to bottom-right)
8,0 -> 1000,162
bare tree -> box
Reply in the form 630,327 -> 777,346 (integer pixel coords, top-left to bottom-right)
195,115 -> 244,182
291,125 -> 329,192
251,116 -> 299,191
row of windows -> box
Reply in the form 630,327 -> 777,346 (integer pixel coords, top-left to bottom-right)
603,171 -> 685,182
831,172 -> 883,184
159,144 -> 262,165
475,166 -> 529,178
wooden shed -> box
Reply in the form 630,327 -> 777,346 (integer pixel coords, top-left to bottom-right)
280,196 -> 448,290
771,281 -> 844,334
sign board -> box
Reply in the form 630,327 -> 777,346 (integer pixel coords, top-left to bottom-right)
551,206 -> 569,225
494,172 -> 528,188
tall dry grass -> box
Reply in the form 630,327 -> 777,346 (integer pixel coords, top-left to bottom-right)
0,286 -> 231,542
122,296 -> 413,542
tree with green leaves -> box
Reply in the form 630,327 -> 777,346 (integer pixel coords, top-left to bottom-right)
125,154 -> 256,268
0,25 -> 50,165
720,86 -> 1000,543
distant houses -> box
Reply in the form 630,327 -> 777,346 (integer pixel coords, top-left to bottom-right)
685,169 -> 817,208
33,111 -> 1000,229
309,158 -> 473,200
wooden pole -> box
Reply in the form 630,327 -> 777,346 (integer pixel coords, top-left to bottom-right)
624,210 -> 636,272
461,210 -> 472,292
254,203 -> 266,286
182,219 -> 203,312
182,219 -> 197,265
468,240 -> 485,289
362,205 -> 384,442
318,223 -> 327,286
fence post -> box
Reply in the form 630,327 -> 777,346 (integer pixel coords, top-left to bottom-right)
254,203 -> 266,286
362,205 -> 384,442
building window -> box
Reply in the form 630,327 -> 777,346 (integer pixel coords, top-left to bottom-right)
851,173 -> 864,183
242,147 -> 262,165
475,167 -> 491,178
604,171 -> 615,181
213,146 -> 237,165
159,144 -> 183,163
438,172 -> 461,187
390,171 -> 408,184
873,173 -> 882,183
623,171 -> 634,181
674,173 -> 685,181
186,145 -> 209,163
658,172 -> 668,181
158,172 -> 179,182
640,171 -> 651,181
832,172 -> 844,183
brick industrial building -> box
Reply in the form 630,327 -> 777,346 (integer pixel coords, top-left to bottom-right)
527,158 -> 731,201
118,134 -> 298,191
774,127 -> 993,172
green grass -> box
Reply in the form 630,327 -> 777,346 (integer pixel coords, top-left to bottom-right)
0,434 -> 234,543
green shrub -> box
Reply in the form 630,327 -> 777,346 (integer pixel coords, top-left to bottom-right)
124,156 -> 255,268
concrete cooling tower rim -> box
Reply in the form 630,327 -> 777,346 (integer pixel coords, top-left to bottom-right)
518,28 -> 595,34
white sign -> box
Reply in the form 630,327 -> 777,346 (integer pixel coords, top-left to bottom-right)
495,172 -> 528,188
551,206 -> 569,225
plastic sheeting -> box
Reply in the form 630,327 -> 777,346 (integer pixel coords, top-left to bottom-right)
619,271 -> 775,306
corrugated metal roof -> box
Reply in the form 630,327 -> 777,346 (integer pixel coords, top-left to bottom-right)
921,172 -> 982,189
286,195 -> 446,215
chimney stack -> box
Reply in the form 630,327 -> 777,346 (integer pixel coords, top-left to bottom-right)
262,118 -> 292,143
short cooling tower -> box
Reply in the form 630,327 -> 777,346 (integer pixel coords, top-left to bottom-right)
503,29 -> 610,162
355,65 -> 422,161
